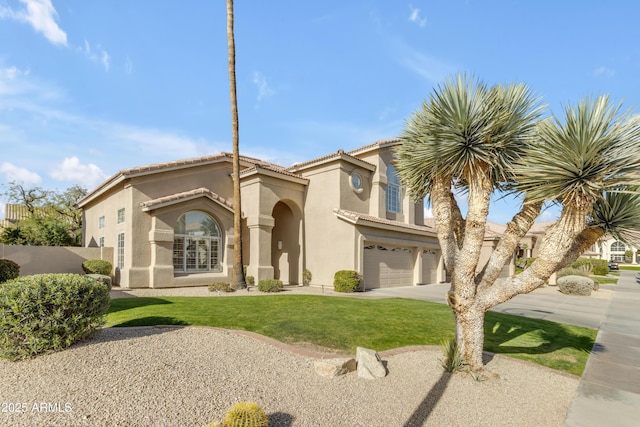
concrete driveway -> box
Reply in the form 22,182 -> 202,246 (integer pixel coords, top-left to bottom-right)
365,282 -> 610,329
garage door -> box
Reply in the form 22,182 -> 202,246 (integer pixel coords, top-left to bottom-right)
363,245 -> 414,289
421,249 -> 439,284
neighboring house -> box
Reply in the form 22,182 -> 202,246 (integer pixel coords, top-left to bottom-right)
78,139 -> 447,289
1,203 -> 59,231
593,237 -> 639,264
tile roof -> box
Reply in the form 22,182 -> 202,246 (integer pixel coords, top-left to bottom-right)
334,208 -> 435,234
345,138 -> 402,156
240,162 -> 307,181
139,188 -> 234,211
287,148 -> 376,172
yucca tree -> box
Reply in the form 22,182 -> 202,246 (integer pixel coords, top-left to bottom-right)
395,74 -> 640,371
226,0 -> 246,289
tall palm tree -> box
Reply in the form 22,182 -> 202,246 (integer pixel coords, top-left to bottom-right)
226,0 -> 246,289
395,75 -> 640,370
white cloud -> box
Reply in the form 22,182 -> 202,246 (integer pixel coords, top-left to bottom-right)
0,162 -> 42,185
0,0 -> 67,46
393,40 -> 457,83
594,66 -> 614,78
101,50 -> 111,72
252,71 -> 275,102
78,40 -> 111,72
50,157 -> 106,188
115,127 -> 221,160
424,207 -> 433,218
409,5 -> 427,27
124,57 -> 133,75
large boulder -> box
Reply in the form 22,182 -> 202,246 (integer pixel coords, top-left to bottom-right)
356,347 -> 387,379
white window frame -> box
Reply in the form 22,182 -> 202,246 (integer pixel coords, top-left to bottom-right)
173,211 -> 222,273
386,165 -> 402,214
117,232 -> 125,270
117,208 -> 125,224
99,236 -> 105,248
98,216 -> 105,229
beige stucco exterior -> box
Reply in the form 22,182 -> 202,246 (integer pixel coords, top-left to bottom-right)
78,139 -> 450,289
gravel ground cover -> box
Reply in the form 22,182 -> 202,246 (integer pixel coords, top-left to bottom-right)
0,326 -> 578,427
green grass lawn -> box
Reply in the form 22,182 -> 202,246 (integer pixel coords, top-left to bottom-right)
591,275 -> 618,284
620,265 -> 640,271
106,295 -> 596,376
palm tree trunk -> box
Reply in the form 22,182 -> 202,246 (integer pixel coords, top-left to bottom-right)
226,0 -> 246,289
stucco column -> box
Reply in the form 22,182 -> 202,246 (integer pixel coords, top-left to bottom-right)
634,248 -> 638,265
148,228 -> 175,288
247,215 -> 275,282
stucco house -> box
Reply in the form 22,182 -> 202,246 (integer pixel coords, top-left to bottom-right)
78,139 -> 447,289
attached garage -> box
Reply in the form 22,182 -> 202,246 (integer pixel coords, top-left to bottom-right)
363,244 -> 415,289
421,249 -> 440,284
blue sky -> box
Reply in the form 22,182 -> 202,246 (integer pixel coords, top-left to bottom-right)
1,1 -> 639,224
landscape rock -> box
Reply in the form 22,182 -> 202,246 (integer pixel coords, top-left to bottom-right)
314,358 -> 356,378
356,347 -> 386,379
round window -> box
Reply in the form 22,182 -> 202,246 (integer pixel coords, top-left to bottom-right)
350,172 -> 364,193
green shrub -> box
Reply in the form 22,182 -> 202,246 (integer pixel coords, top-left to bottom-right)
515,257 -> 535,274
439,339 -> 464,373
557,267 -> 589,279
86,274 -> 112,291
208,282 -> 234,293
0,273 -> 110,360
333,270 -> 362,293
258,279 -> 283,293
557,275 -> 594,296
242,265 -> 255,287
223,401 -> 268,427
303,269 -> 312,286
570,258 -> 608,276
82,259 -> 113,276
0,259 -> 20,283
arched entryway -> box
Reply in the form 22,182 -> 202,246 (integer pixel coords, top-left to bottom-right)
271,201 -> 301,284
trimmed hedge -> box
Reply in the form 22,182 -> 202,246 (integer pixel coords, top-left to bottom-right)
258,279 -> 283,293
208,282 -> 234,293
0,273 -> 110,360
334,270 -> 362,293
557,267 -> 590,279
82,259 -> 113,276
570,258 -> 608,276
0,259 -> 20,283
557,275 -> 594,296
86,274 -> 112,291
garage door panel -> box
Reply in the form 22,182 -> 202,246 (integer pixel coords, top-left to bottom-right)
421,249 -> 439,284
364,245 -> 414,289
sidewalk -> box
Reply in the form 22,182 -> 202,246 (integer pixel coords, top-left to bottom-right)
565,270 -> 640,426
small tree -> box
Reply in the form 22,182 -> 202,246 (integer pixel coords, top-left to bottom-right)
1,182 -> 87,246
396,74 -> 640,371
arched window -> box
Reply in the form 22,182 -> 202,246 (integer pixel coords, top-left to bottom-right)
386,164 -> 402,214
173,211 -> 222,273
611,241 -> 626,252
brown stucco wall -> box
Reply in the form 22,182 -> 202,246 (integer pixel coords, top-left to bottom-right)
1,244 -> 114,276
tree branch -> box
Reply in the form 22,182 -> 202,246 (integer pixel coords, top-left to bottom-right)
477,199 -> 543,289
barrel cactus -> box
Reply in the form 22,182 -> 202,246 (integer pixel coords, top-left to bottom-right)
223,402 -> 268,427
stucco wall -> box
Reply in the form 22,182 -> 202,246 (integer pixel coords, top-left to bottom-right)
0,244 -> 114,276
